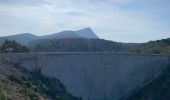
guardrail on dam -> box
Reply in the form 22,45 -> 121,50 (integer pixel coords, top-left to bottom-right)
0,53 -> 170,100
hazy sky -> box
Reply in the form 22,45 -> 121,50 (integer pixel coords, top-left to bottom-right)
0,0 -> 169,42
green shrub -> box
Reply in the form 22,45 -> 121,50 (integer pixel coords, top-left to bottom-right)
0,92 -> 7,100
28,91 -> 39,100
55,95 -> 61,100
8,75 -> 22,84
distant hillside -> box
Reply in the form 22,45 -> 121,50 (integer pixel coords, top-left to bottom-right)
1,28 -> 169,54
41,27 -> 99,39
0,27 -> 99,45
28,38 -> 124,52
41,31 -> 84,39
129,38 -> 170,54
0,33 -> 39,45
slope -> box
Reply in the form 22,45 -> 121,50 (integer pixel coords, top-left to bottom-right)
28,38 -> 123,52
127,64 -> 170,100
75,27 -> 99,39
0,57 -> 80,100
0,33 -> 39,45
129,38 -> 170,54
40,31 -> 84,39
0,27 -> 99,45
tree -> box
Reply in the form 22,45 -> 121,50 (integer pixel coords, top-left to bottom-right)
0,40 -> 30,53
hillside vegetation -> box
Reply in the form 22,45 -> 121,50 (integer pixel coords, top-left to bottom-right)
0,27 -> 169,54
129,38 -> 170,54
0,57 -> 80,100
28,37 -> 170,54
28,38 -> 124,52
0,40 -> 30,53
0,37 -> 169,55
0,27 -> 98,45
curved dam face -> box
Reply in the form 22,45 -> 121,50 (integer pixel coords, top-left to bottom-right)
1,53 -> 170,100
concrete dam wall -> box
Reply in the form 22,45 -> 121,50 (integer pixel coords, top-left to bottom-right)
1,53 -> 170,100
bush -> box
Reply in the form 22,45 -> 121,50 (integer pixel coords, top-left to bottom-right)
8,75 -> 22,84
28,91 -> 39,100
56,95 -> 61,100
0,92 -> 7,100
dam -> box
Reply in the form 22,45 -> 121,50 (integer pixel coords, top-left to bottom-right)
1,53 -> 170,100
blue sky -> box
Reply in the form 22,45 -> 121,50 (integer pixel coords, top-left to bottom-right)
0,0 -> 169,42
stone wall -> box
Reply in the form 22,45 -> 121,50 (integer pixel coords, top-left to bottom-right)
1,53 -> 170,100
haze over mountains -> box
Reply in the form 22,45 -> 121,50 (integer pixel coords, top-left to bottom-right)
0,27 -> 98,45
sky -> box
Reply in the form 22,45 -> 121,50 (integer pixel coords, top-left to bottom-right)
0,0 -> 169,43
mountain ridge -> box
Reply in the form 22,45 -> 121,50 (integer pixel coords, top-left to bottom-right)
75,27 -> 99,39
0,27 -> 99,45
0,33 -> 39,45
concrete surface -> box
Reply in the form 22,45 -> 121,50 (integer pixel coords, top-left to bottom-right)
0,53 -> 170,100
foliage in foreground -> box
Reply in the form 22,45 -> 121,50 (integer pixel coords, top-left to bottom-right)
0,59 -> 80,100
8,68 -> 80,100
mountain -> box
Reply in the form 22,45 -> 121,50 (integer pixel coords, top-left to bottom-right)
41,31 -> 84,39
0,33 -> 39,45
1,28 -> 169,54
28,38 -> 123,52
41,27 -> 99,39
75,27 -> 99,39
0,27 -> 99,45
